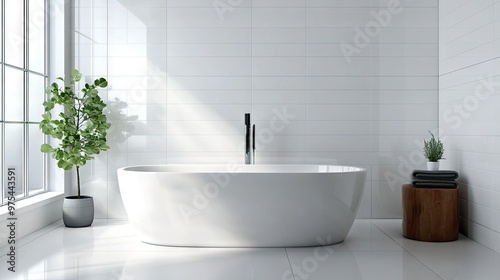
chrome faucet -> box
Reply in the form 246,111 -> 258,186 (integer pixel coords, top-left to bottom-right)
245,113 -> 255,164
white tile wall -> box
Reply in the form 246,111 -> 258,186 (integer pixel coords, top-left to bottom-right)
74,0 -> 438,220
440,0 -> 500,254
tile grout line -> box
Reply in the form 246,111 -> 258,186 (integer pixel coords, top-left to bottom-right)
370,219 -> 446,280
284,247 -> 297,280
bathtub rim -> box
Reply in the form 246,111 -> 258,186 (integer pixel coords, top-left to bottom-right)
117,164 -> 367,174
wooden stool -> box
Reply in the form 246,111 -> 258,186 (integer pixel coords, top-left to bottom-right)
402,184 -> 458,242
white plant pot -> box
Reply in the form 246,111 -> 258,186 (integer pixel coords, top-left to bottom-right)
427,161 -> 439,171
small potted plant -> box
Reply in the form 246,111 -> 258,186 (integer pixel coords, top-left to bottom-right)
40,69 -> 110,227
423,131 -> 444,171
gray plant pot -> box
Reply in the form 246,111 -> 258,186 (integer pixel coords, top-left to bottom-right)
63,196 -> 94,227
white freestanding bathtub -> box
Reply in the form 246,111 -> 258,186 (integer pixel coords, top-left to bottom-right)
117,164 -> 366,247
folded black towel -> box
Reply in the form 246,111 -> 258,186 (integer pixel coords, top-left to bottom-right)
411,179 -> 458,188
411,170 -> 459,180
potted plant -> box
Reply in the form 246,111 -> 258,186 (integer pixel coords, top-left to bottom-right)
40,69 -> 110,227
423,131 -> 444,171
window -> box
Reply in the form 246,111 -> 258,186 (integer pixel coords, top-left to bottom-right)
1,0 -> 48,206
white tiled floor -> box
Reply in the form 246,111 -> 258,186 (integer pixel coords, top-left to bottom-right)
1,219 -> 499,280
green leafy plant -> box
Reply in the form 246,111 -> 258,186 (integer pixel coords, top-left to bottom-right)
40,69 -> 110,198
423,131 -> 444,162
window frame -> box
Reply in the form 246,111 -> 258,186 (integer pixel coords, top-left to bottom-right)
0,0 -> 49,206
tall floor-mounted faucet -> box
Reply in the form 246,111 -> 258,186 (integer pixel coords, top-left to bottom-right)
245,113 -> 255,164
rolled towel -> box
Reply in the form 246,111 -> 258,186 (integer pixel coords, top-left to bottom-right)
412,170 -> 459,180
411,179 -> 458,188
